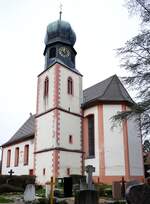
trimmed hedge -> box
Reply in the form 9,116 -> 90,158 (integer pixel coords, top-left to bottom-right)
0,184 -> 23,194
0,175 -> 35,189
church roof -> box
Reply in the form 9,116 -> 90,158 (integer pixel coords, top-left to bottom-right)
82,75 -> 134,108
2,115 -> 35,147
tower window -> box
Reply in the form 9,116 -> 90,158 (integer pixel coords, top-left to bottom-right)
69,135 -> 73,144
67,168 -> 70,176
44,77 -> 49,97
88,115 -> 95,157
24,144 -> 29,165
67,77 -> 73,95
49,47 -> 56,58
43,168 -> 46,175
7,149 -> 11,167
14,147 -> 19,167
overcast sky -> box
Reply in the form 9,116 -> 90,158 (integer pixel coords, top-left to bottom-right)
0,0 -> 140,147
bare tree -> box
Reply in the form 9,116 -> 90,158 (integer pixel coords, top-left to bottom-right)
112,0 -> 150,139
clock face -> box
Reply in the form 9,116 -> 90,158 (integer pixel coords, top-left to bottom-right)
59,47 -> 70,57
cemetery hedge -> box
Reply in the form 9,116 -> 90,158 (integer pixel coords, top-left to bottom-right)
0,184 -> 23,194
95,183 -> 112,197
0,175 -> 35,190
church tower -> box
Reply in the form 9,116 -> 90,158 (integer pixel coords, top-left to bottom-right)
34,17 -> 83,184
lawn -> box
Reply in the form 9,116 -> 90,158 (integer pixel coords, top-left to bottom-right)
0,196 -> 14,203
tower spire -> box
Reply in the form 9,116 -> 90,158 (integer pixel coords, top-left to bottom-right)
59,2 -> 63,21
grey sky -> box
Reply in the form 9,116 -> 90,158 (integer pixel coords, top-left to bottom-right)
0,0 -> 140,147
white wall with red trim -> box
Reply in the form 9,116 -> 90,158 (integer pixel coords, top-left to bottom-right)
35,151 -> 53,185
103,104 -> 125,176
59,151 -> 82,177
37,66 -> 55,114
35,112 -> 54,151
2,139 -> 34,175
59,65 -> 82,114
84,106 -> 100,176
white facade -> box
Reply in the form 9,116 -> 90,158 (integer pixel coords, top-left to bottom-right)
2,139 -> 34,175
103,104 -> 125,176
34,63 -> 83,184
84,106 -> 100,176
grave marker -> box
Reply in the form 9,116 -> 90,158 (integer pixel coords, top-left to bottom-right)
85,165 -> 95,190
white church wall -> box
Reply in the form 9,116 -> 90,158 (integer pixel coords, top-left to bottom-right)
2,139 -> 34,175
35,151 -> 53,185
103,104 -> 125,176
59,151 -> 82,177
84,106 -> 100,176
36,112 -> 53,151
59,65 -> 82,114
59,111 -> 81,150
37,66 -> 55,114
127,117 -> 144,176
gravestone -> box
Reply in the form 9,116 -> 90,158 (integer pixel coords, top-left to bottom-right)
45,182 -> 50,199
112,181 -> 122,200
85,165 -> 95,190
75,190 -> 99,204
126,183 -> 150,204
6,169 -> 15,184
75,165 -> 98,204
24,184 -> 35,202
64,177 -> 72,197
126,180 -> 141,190
8,169 -> 14,176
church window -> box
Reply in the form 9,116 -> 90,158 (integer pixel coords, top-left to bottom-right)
68,77 -> 73,95
88,114 -> 95,157
24,144 -> 29,165
69,135 -> 73,144
14,147 -> 19,166
43,168 -> 46,175
49,47 -> 56,58
29,169 -> 34,176
44,77 -> 49,97
67,168 -> 70,176
7,149 -> 11,167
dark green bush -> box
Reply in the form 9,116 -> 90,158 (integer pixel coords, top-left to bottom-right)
95,183 -> 112,197
0,175 -> 35,189
0,184 -> 23,194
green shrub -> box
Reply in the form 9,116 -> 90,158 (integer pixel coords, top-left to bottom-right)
95,183 -> 112,197
38,198 -> 49,204
0,196 -> 14,203
0,184 -> 23,194
0,175 -> 35,189
36,186 -> 45,197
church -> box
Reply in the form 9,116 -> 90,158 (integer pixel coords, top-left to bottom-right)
1,17 -> 144,185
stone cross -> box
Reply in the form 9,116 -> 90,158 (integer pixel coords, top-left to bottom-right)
85,165 -> 95,190
8,169 -> 14,177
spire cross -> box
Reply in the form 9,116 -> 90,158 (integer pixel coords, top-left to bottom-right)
59,2 -> 63,21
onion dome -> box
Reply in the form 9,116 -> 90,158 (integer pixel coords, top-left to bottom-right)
45,20 -> 76,46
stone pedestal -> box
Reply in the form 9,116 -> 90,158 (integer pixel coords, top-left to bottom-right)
75,190 -> 99,204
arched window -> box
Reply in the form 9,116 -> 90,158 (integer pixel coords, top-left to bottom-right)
68,77 -> 73,95
49,47 -> 56,58
14,147 -> 19,166
44,77 -> 49,97
88,114 -> 95,157
7,149 -> 11,167
24,144 -> 29,165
